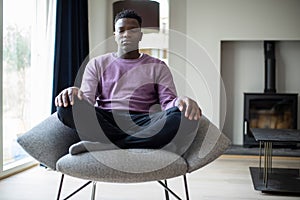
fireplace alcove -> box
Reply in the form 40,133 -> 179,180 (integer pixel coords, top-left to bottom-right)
220,41 -> 300,148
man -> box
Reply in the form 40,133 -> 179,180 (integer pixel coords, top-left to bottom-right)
55,10 -> 201,155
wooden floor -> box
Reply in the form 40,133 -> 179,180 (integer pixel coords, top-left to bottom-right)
0,155 -> 299,200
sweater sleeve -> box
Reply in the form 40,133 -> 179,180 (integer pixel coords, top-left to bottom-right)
80,59 -> 100,105
156,62 -> 178,110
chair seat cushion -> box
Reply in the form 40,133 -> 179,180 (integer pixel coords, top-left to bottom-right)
56,149 -> 187,183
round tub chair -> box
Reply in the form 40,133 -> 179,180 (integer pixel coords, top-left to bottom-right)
17,112 -> 231,200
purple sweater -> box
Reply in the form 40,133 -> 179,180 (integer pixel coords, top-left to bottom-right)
80,53 -> 178,113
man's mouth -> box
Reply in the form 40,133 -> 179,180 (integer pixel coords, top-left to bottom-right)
122,40 -> 133,45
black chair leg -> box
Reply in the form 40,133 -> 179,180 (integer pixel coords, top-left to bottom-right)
91,181 -> 97,200
164,180 -> 170,200
56,174 -> 65,200
56,173 -> 92,200
158,181 -> 182,200
57,174 -> 190,200
159,175 -> 190,200
183,175 -> 190,200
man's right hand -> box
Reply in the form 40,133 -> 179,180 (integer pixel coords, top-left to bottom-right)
55,86 -> 83,107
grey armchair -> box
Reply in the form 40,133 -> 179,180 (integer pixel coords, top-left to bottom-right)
17,112 -> 231,200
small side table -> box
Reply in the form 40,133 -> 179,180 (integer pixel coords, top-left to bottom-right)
249,128 -> 300,194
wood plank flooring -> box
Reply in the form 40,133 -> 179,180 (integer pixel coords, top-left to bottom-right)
0,155 -> 299,200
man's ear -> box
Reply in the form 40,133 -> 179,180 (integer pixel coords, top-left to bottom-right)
113,32 -> 117,42
139,32 -> 143,41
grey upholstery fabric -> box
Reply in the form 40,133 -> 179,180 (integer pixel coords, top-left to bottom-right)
56,149 -> 187,183
17,113 -> 80,170
183,116 -> 231,173
69,140 -> 119,155
17,112 -> 231,183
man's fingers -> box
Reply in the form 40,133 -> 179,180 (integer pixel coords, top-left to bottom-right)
55,96 -> 58,107
177,99 -> 185,111
185,100 -> 202,120
184,100 -> 192,118
77,90 -> 83,100
198,108 -> 202,118
68,88 -> 74,105
176,96 -> 202,121
68,87 -> 83,105
192,108 -> 201,120
62,90 -> 69,107
187,106 -> 197,120
54,87 -> 81,107
56,94 -> 63,107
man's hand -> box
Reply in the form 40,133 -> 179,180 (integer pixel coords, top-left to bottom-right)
175,96 -> 202,120
55,86 -> 83,107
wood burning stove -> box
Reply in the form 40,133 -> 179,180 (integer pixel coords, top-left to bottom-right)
243,93 -> 298,147
243,41 -> 298,147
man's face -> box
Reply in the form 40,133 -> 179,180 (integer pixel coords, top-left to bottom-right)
114,18 -> 143,53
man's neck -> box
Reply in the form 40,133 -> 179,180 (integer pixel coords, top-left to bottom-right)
117,50 -> 140,59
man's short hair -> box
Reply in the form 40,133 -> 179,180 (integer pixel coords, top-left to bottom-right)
114,9 -> 142,27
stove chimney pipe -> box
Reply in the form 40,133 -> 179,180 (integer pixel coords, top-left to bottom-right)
264,41 -> 276,93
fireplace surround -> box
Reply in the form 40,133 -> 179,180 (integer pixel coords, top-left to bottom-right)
243,41 -> 298,147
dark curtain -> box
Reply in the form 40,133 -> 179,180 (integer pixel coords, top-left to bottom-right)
51,0 -> 89,113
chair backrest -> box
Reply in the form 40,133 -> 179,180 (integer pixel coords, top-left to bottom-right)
183,115 -> 231,173
17,113 -> 80,170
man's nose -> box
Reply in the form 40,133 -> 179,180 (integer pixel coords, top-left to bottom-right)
123,30 -> 131,37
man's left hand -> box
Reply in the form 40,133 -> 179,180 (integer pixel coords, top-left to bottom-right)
175,96 -> 202,120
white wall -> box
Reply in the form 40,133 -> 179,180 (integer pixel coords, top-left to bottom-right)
221,41 -> 263,144
168,0 -> 187,96
88,0 -> 109,57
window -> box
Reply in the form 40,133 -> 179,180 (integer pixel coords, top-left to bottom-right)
140,0 -> 169,63
1,0 -> 56,177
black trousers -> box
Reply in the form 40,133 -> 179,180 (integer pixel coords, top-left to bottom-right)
57,99 -> 199,154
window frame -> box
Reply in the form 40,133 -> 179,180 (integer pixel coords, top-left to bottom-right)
0,0 -> 3,178
0,0 -> 37,179
0,0 -> 55,178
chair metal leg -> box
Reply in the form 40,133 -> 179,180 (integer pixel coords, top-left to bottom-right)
183,175 -> 190,200
63,181 -> 92,200
158,175 -> 190,200
164,180 -> 170,200
56,173 -> 92,200
158,181 -> 182,200
57,174 -> 190,200
56,174 -> 65,200
91,181 -> 97,200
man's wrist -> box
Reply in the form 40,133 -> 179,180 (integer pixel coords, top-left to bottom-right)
173,97 -> 179,107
